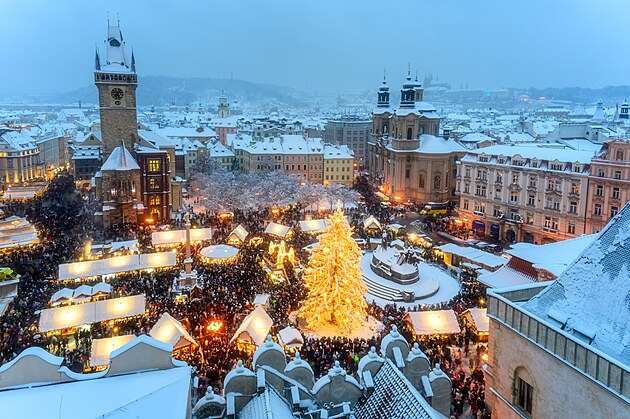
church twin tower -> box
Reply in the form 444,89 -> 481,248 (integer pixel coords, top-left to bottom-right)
94,20 -> 171,227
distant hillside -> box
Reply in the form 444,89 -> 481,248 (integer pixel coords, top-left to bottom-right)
50,76 -> 313,107
523,86 -> 630,104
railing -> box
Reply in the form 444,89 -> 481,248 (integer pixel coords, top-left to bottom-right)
488,288 -> 630,402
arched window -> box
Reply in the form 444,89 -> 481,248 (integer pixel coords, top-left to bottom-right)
382,124 -> 388,134
514,367 -> 534,415
434,175 -> 441,190
406,127 -> 413,140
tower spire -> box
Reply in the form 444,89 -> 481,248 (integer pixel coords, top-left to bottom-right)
131,48 -> 136,73
383,67 -> 387,84
407,62 -> 411,80
415,70 -> 419,83
94,45 -> 101,71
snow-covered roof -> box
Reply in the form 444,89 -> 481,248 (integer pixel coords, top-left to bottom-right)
230,306 -> 273,346
353,358 -> 440,419
363,215 -> 382,230
0,362 -> 191,419
468,144 -> 595,164
436,243 -> 507,269
200,244 -> 239,260
459,132 -> 495,144
460,308 -> 489,333
478,265 -> 537,289
277,326 -> 304,348
506,234 -> 598,277
100,144 -> 140,171
90,335 -> 136,367
58,252 -> 176,281
228,225 -> 248,242
39,294 -> 146,332
404,310 -> 460,336
149,312 -> 197,350
238,385 -> 294,419
299,219 -> 328,233
264,222 -> 292,238
524,203 -> 630,365
151,228 -> 212,246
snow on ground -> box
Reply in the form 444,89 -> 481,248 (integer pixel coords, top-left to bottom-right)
299,315 -> 383,340
362,256 -> 461,309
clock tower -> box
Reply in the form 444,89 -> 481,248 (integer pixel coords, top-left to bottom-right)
94,20 -> 138,160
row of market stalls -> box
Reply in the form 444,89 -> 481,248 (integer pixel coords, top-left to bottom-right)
50,283 -> 112,306
0,215 -> 39,250
58,252 -> 177,282
403,308 -> 490,341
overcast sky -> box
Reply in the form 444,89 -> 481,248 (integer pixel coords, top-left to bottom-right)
1,0 -> 629,95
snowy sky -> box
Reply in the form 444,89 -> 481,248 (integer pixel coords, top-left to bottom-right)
1,0 -> 629,95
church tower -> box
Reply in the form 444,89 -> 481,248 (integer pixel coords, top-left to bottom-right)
218,92 -> 230,118
95,20 -> 138,160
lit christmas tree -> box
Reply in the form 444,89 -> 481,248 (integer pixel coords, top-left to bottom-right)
300,203 -> 368,335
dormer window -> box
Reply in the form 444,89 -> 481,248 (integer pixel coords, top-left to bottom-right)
479,155 -> 489,163
531,160 -> 539,168
550,162 -> 564,171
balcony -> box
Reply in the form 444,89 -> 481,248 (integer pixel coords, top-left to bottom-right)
508,183 -> 522,191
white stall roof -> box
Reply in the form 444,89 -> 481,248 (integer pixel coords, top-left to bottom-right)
229,225 -> 249,242
461,308 -> 490,333
363,215 -> 382,230
264,222 -> 292,238
436,243 -> 507,269
50,283 -> 113,304
58,252 -> 176,281
404,310 -> 460,336
151,228 -> 212,246
230,306 -> 273,346
90,335 -> 136,367
39,294 -> 146,332
200,244 -> 239,260
299,219 -> 328,233
278,326 -> 304,348
253,294 -> 270,306
149,312 -> 197,350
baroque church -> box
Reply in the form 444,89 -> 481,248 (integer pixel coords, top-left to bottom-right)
93,20 -> 178,227
368,68 -> 466,204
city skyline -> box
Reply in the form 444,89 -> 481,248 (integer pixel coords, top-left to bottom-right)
1,0 -> 629,95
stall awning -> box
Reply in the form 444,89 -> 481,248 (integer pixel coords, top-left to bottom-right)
278,326 -> 304,348
404,310 -> 460,336
264,222 -> 292,238
39,294 -> 146,332
299,219 -> 328,233
230,306 -> 273,346
152,228 -> 212,246
58,252 -> 177,281
460,308 -> 489,334
149,312 -> 197,350
472,220 -> 486,231
90,335 -> 136,367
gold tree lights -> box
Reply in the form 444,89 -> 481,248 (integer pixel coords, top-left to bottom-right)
300,204 -> 368,335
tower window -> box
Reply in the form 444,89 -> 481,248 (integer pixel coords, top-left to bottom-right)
148,159 -> 161,173
149,195 -> 161,206
406,127 -> 413,140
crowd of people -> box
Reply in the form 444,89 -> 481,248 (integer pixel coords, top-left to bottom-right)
0,173 -> 490,417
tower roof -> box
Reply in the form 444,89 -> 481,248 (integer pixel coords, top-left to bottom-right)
101,142 -> 140,171
97,20 -> 134,74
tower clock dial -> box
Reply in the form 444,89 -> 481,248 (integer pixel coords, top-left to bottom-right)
111,88 -> 124,100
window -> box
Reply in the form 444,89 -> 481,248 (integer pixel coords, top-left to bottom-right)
493,206 -> 502,217
512,159 -> 524,167
463,200 -> 469,210
531,160 -> 538,168
611,206 -> 619,217
598,168 -> 605,177
512,173 -> 520,184
570,182 -> 579,194
550,162 -> 564,171
148,159 -> 160,173
474,202 -> 485,214
569,201 -> 577,214
612,187 -> 620,199
515,374 -> 533,414
406,127 -> 413,140
497,157 -> 505,164
594,203 -> 602,216
510,191 -> 518,203
496,172 -> 503,183
616,150 -> 624,161
148,177 -> 160,191
568,223 -> 576,235
526,213 -> 534,225
405,169 -> 410,179
527,195 -> 535,206
595,185 -> 603,196
614,170 -> 622,180
544,216 -> 559,230
419,173 -> 425,188
475,184 -> 487,196
479,156 -> 489,163
149,195 -> 161,206
464,183 -> 470,194
464,167 -> 471,178
434,175 -> 441,190
528,176 -> 537,188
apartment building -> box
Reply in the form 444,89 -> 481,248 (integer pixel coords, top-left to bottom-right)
323,145 -> 354,187
585,139 -> 630,234
456,145 -> 595,244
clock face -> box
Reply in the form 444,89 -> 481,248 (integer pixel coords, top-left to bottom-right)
111,88 -> 124,100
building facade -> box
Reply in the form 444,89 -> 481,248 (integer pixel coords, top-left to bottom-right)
0,129 -> 41,185
485,206 -> 630,418
323,116 -> 371,169
585,139 -> 630,234
368,70 -> 464,204
456,145 -> 594,244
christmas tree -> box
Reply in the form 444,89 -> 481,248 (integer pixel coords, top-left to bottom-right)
300,203 -> 368,335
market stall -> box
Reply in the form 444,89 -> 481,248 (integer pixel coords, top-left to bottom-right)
403,310 -> 461,339
298,219 -> 328,234
264,222 -> 293,239
230,306 -> 273,348
149,312 -> 197,351
460,308 -> 489,341
199,245 -> 239,264
89,335 -> 136,367
152,228 -> 212,247
58,253 -> 177,281
277,326 -> 304,349
227,225 -> 249,246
